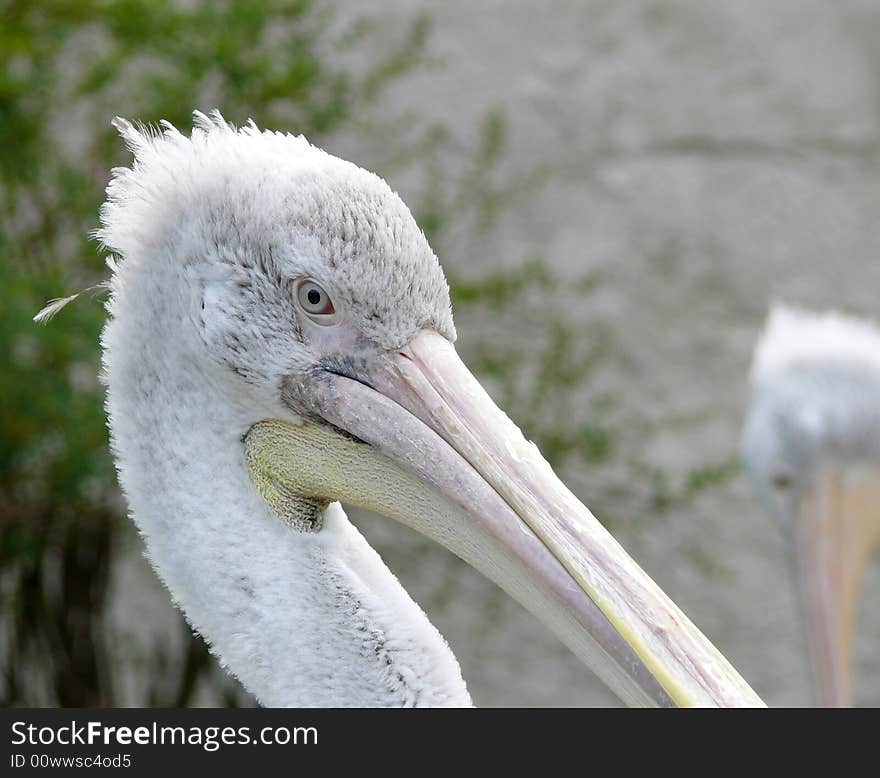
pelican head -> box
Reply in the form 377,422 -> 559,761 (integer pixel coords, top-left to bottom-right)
92,111 -> 761,707
743,305 -> 880,706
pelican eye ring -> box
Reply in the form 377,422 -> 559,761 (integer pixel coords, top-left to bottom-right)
296,279 -> 337,324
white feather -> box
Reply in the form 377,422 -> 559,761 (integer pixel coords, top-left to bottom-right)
33,283 -> 110,324
750,303 -> 880,386
33,293 -> 81,323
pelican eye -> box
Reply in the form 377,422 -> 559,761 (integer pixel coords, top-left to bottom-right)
296,280 -> 337,323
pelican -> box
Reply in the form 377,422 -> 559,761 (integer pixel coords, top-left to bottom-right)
47,111 -> 764,707
743,305 -> 880,706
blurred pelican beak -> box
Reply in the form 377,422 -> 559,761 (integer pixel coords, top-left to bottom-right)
794,469 -> 880,707
253,329 -> 764,707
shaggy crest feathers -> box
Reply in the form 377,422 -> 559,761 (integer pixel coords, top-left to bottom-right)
34,112 -> 256,323
97,109 -> 315,260
36,109 -> 455,349
750,304 -> 880,386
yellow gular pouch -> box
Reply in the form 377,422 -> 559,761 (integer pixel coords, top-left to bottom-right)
245,420 -> 331,532
244,419 -> 439,535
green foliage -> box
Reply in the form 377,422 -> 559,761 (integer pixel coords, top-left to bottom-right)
633,457 -> 742,513
683,458 -> 742,499
449,258 -> 555,309
452,261 -> 615,473
413,109 -> 548,242
0,0 -> 428,706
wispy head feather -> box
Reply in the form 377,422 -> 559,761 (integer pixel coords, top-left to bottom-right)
33,283 -> 110,324
34,293 -> 82,324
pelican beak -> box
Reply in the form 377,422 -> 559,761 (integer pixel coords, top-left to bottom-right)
793,470 -> 880,707
256,329 -> 764,707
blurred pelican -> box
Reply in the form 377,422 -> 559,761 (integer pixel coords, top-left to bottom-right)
743,305 -> 880,706
42,111 -> 763,707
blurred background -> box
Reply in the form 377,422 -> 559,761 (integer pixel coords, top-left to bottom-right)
3,0 -> 880,707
